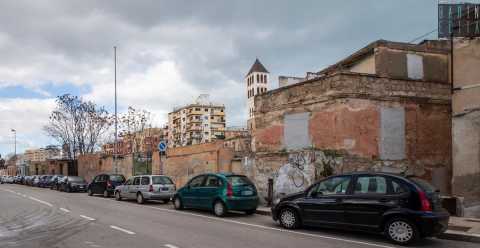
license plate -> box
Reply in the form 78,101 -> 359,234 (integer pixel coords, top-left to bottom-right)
242,190 -> 253,196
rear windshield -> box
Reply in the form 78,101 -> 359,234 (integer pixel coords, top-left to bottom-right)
68,177 -> 86,182
152,176 -> 173,185
410,177 -> 436,193
110,175 -> 125,182
226,176 -> 253,186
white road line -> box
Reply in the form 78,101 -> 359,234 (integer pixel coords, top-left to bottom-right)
80,215 -> 96,221
110,225 -> 136,235
60,208 -> 71,213
140,205 -> 395,248
28,196 -> 53,207
164,244 -> 179,248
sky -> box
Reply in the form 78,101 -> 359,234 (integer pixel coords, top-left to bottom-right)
0,0 -> 441,157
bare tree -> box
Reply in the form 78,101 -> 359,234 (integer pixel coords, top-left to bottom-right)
44,94 -> 112,159
119,106 -> 152,154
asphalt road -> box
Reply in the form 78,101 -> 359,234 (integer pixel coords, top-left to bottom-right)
0,184 -> 477,248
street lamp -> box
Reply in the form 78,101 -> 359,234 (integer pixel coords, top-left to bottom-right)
11,129 -> 16,157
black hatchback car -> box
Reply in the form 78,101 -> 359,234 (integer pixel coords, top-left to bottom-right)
271,172 -> 449,245
87,173 -> 126,197
59,176 -> 88,192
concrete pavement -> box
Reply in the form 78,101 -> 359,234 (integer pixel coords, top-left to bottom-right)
0,184 -> 478,248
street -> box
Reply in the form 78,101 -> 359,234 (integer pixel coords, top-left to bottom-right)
0,184 -> 475,248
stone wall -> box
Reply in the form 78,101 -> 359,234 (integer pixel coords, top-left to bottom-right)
77,154 -> 134,182
163,141 -> 235,188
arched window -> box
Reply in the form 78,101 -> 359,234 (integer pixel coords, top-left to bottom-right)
256,74 -> 259,82
263,75 -> 267,83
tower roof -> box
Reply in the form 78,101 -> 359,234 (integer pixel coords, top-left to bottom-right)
246,58 -> 269,76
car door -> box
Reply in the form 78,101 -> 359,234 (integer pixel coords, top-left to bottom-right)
122,178 -> 133,199
92,175 -> 103,194
343,175 -> 395,229
129,177 -> 141,197
182,175 -> 206,208
140,176 -> 150,194
297,175 -> 352,225
198,175 -> 222,209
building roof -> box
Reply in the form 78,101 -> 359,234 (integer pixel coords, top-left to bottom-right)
246,58 -> 269,76
317,39 -> 450,76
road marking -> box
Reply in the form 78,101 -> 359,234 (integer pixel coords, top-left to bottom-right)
140,205 -> 394,248
28,196 -> 53,207
60,208 -> 71,213
80,215 -> 96,221
110,225 -> 136,235
164,244 -> 179,248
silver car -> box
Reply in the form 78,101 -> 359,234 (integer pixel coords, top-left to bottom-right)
114,175 -> 176,204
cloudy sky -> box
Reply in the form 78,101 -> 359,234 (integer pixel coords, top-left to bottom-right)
0,0 -> 440,156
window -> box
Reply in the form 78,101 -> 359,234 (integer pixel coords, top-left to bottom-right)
205,176 -> 221,187
227,175 -> 253,186
391,180 -> 407,194
210,116 -> 214,120
133,177 -> 141,185
152,176 -> 173,185
125,178 -> 133,185
195,108 -> 201,111
257,74 -> 259,82
141,176 -> 150,185
354,176 -> 387,194
257,87 -> 259,94
205,108 -> 208,111
310,176 -> 351,196
189,176 -> 205,188
263,74 -> 267,83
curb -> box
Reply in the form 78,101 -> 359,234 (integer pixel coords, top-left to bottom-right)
255,209 -> 480,244
437,230 -> 480,243
255,208 -> 271,216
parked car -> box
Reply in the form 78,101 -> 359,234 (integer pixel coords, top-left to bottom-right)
38,175 -> 53,188
50,175 -> 65,190
58,176 -> 88,192
87,173 -> 126,197
114,175 -> 175,204
270,172 -> 449,245
32,176 -> 41,187
173,173 -> 259,217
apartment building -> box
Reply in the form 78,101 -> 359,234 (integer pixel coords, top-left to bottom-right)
24,145 -> 62,162
168,95 -> 226,147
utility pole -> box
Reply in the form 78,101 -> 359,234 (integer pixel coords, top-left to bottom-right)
114,46 -> 118,174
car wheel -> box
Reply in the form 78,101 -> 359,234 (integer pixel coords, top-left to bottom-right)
66,186 -> 71,193
279,208 -> 300,229
136,193 -> 145,204
115,191 -> 122,201
244,209 -> 256,215
385,217 -> 419,245
213,201 -> 227,217
87,189 -> 93,196
103,190 -> 110,198
173,197 -> 183,210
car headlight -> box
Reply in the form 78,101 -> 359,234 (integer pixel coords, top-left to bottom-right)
273,198 -> 281,205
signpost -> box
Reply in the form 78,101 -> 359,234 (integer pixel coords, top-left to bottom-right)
158,141 -> 167,174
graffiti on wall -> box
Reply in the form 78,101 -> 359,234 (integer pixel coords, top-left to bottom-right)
273,149 -> 343,198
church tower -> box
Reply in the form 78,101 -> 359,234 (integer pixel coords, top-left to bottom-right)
245,58 -> 269,125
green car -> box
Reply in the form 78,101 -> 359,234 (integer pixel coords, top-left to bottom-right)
173,173 -> 259,217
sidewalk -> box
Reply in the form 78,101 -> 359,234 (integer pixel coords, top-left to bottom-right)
255,207 -> 480,243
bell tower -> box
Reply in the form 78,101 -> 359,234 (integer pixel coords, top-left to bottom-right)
245,58 -> 269,127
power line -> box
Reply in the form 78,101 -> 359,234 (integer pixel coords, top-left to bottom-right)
409,28 -> 438,43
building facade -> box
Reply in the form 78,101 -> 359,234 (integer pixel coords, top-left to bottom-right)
168,95 -> 226,147
24,145 -> 62,162
247,40 -> 452,202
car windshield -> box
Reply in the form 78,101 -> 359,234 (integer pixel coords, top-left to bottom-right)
226,176 -> 253,186
109,175 -> 125,182
68,177 -> 85,183
410,177 -> 437,193
152,176 -> 173,185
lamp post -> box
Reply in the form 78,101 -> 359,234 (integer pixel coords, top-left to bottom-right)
11,129 -> 16,158
114,46 -> 118,174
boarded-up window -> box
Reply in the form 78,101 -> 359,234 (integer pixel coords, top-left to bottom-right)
284,112 -> 311,150
407,54 -> 424,80
379,107 -> 405,160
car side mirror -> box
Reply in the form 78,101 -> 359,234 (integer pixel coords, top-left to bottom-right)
310,191 -> 322,198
